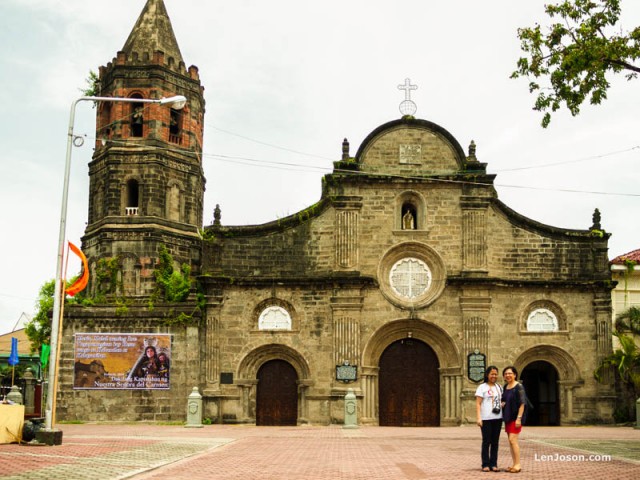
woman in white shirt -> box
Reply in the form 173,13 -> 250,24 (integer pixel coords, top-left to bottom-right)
475,365 -> 503,472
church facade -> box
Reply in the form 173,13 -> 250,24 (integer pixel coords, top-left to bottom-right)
58,0 -> 615,426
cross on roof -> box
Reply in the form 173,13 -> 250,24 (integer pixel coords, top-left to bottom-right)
398,78 -> 418,101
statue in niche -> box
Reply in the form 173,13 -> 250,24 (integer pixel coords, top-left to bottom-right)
402,210 -> 416,230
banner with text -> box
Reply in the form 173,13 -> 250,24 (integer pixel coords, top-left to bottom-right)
74,333 -> 171,390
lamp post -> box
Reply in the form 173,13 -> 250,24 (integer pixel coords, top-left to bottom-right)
44,94 -> 187,434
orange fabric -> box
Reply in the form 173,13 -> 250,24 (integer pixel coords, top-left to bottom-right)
65,242 -> 89,296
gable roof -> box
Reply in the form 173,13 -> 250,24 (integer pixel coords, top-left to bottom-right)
610,248 -> 640,265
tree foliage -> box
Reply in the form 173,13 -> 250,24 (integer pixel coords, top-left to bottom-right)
24,277 -> 84,353
512,0 -> 640,127
595,331 -> 640,394
615,305 -> 640,335
155,245 -> 192,302
24,279 -> 55,353
80,70 -> 99,97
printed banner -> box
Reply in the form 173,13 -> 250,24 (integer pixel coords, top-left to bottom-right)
74,333 -> 171,390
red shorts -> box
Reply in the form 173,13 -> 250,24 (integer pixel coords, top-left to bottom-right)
505,421 -> 522,434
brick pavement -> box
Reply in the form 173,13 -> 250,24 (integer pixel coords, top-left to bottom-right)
0,424 -> 638,480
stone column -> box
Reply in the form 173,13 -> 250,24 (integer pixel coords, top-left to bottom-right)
460,197 -> 489,274
359,366 -> 378,425
459,291 -> 492,423
236,380 -> 257,423
204,293 -> 223,393
441,367 -> 463,425
331,288 -> 364,377
298,380 -> 313,425
558,380 -> 580,424
594,292 -> 613,388
23,368 -> 36,415
334,197 -> 362,270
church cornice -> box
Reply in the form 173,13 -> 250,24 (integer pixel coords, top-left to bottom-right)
447,276 -> 613,290
99,63 -> 203,92
83,217 -> 201,239
199,273 -> 378,289
90,146 -> 204,175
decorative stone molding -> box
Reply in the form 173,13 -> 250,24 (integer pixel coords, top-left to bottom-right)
377,242 -> 446,309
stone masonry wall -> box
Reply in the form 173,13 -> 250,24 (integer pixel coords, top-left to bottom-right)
56,305 -> 202,422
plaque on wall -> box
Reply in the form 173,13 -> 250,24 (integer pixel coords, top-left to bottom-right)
336,362 -> 357,383
399,144 -> 422,164
220,372 -> 234,384
467,350 -> 486,383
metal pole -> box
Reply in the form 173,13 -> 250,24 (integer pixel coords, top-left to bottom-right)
43,94 -> 187,432
44,98 -> 81,432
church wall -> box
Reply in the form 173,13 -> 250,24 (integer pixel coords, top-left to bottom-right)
56,305 -> 202,422
353,183 -> 464,274
486,206 -> 608,281
203,208 -> 337,277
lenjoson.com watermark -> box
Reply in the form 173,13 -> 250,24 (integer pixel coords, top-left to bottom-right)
535,453 -> 612,462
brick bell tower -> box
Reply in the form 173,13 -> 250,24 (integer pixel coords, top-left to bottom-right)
82,0 -> 205,298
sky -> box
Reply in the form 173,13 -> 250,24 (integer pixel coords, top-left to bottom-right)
0,0 -> 639,336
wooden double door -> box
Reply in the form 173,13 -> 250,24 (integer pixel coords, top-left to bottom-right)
379,339 -> 440,426
256,359 -> 298,426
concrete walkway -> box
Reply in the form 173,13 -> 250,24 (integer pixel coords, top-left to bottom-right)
0,424 -> 638,479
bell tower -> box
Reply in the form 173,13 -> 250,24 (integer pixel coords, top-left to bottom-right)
82,0 -> 205,297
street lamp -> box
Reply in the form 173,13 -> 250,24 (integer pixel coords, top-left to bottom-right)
44,94 -> 188,434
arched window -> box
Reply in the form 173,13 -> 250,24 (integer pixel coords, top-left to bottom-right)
258,306 -> 292,331
126,179 -> 139,215
130,94 -> 144,137
527,308 -> 559,332
169,108 -> 182,144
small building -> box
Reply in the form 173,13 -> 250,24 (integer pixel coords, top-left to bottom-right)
610,248 -> 640,347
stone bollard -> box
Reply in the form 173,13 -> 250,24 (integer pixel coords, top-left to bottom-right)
185,386 -> 204,428
23,368 -> 36,415
343,388 -> 358,429
6,385 -> 23,405
636,397 -> 640,430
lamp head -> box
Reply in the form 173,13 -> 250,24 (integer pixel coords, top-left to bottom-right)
159,95 -> 187,110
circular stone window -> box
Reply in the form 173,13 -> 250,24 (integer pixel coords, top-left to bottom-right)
389,258 -> 432,299
378,242 -> 446,308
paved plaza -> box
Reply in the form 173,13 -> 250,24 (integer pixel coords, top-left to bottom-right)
0,423 -> 639,480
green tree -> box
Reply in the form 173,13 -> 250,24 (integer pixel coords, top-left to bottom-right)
595,332 -> 640,391
512,0 -> 640,127
24,280 -> 55,352
80,70 -> 99,97
615,305 -> 640,334
24,277 -> 83,353
595,331 -> 640,421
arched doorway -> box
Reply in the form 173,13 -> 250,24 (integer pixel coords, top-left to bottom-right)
521,361 -> 560,426
256,359 -> 298,426
378,338 -> 440,426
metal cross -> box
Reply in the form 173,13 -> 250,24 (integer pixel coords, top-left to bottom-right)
398,78 -> 418,101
